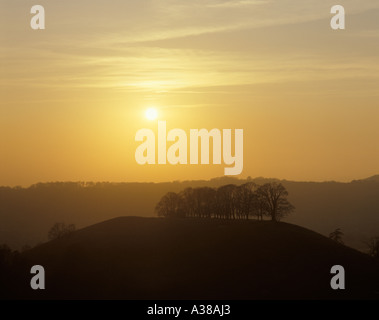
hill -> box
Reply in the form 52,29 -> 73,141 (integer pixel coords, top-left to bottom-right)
6,217 -> 379,300
0,176 -> 378,251
353,175 -> 379,183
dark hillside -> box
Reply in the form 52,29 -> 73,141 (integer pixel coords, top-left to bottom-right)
7,217 -> 379,300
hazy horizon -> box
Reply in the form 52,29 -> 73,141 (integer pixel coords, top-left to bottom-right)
1,173 -> 378,188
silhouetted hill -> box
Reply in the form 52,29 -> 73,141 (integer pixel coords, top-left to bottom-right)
0,177 -> 378,251
8,217 -> 379,300
353,175 -> 379,183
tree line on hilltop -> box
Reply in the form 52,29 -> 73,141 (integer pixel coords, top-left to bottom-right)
155,182 -> 295,221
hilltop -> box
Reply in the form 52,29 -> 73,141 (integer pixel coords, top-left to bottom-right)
8,217 -> 379,300
0,176 -> 378,251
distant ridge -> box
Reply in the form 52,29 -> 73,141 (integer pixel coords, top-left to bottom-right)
352,175 -> 379,183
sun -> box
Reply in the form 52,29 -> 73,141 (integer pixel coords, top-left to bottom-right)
145,108 -> 158,120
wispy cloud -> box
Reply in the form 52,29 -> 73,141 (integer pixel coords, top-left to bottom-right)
2,0 -> 379,95
207,0 -> 268,8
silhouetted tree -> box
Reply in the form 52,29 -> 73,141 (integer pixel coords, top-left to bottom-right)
234,182 -> 257,220
195,187 -> 217,218
329,228 -> 344,244
255,183 -> 295,222
176,187 -> 217,218
365,236 -> 379,259
216,184 -> 237,219
155,192 -> 184,218
0,244 -> 14,270
155,182 -> 294,222
48,222 -> 76,241
254,188 -> 268,221
179,188 -> 196,218
0,244 -> 20,285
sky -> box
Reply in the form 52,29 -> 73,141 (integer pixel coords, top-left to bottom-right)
1,0 -> 379,186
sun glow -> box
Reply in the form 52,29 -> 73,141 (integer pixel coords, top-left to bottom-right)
145,108 -> 158,120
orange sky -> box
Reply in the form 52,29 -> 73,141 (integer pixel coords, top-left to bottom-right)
1,0 -> 379,186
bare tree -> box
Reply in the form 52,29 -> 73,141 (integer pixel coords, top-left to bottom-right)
216,184 -> 237,219
365,236 -> 379,259
179,188 -> 195,218
48,222 -> 76,241
196,187 -> 217,219
155,192 -> 183,218
155,182 -> 294,222
235,182 -> 257,220
254,189 -> 268,221
0,244 -> 14,268
329,228 -> 344,244
255,183 -> 295,222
